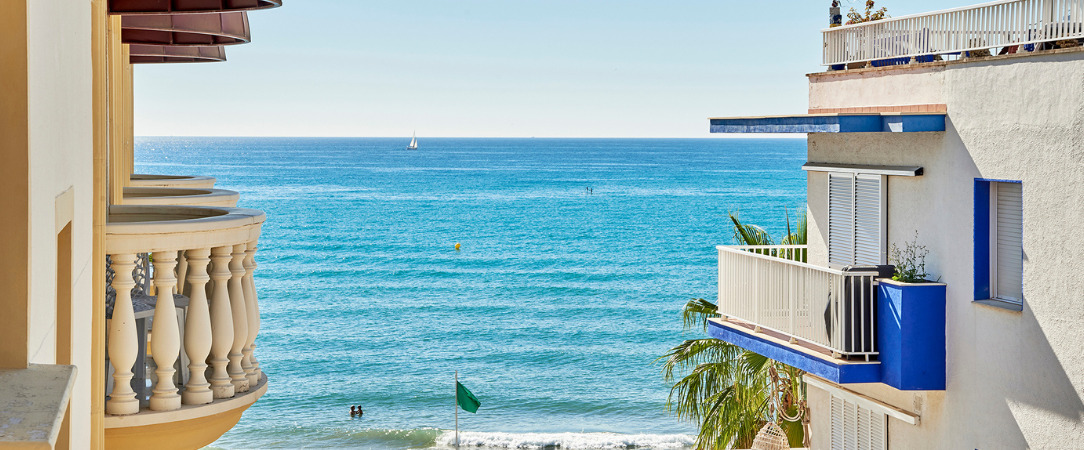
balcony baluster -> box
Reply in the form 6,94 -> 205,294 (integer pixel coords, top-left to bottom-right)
227,244 -> 250,392
208,246 -> 236,399
242,240 -> 261,385
148,251 -> 182,411
181,248 -> 214,405
106,253 -> 140,415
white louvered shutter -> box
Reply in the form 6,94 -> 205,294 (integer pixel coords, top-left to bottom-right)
830,394 -> 888,450
828,173 -> 856,266
831,396 -> 844,449
853,175 -> 884,265
993,182 -> 1023,303
829,173 -> 885,266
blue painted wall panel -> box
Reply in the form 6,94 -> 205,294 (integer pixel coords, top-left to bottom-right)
709,114 -> 946,134
877,282 -> 947,391
706,321 -> 881,384
974,180 -> 991,300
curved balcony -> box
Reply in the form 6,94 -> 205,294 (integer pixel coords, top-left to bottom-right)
123,187 -> 240,207
130,174 -> 217,189
105,205 -> 266,449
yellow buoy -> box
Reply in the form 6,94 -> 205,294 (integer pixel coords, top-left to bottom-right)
455,243 -> 461,251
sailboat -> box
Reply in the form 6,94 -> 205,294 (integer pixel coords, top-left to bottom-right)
406,132 -> 418,150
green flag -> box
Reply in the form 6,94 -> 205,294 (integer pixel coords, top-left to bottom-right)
456,381 -> 481,413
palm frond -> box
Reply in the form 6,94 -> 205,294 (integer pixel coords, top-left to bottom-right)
681,298 -> 719,332
657,338 -> 736,383
779,208 -> 808,246
729,212 -> 773,246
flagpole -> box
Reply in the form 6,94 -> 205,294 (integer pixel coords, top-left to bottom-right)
455,371 -> 459,448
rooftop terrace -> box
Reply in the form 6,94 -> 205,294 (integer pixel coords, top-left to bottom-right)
823,0 -> 1084,69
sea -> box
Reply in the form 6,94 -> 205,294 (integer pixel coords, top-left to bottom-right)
134,137 -> 807,449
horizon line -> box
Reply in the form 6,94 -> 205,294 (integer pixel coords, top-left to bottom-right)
134,135 -> 806,139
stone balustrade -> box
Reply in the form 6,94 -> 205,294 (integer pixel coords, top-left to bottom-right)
105,205 -> 265,418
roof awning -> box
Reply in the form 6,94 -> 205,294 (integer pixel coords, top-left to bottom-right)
122,12 -> 250,46
109,0 -> 281,14
802,163 -> 923,177
129,45 -> 226,64
709,113 -> 946,134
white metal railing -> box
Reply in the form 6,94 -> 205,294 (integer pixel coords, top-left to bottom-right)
823,0 -> 1084,66
717,245 -> 879,358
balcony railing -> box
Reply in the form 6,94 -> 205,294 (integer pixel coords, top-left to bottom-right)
717,245 -> 880,358
105,205 -> 265,418
823,0 -> 1084,67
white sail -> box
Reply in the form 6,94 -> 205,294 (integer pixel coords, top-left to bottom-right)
407,132 -> 418,149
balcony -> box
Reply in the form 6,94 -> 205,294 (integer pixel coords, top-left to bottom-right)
823,0 -> 1084,68
104,205 -> 266,449
123,187 -> 240,207
710,245 -> 946,390
130,174 -> 217,189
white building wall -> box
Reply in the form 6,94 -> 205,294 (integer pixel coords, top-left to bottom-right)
804,50 -> 1084,448
27,1 -> 95,445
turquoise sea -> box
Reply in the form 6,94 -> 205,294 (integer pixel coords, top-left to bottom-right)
135,137 -> 806,449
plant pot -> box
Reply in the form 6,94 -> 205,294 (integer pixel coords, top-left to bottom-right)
876,279 -> 947,390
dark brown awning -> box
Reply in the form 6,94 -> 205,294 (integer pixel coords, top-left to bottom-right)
129,45 -> 226,64
110,0 -> 281,14
122,12 -> 250,46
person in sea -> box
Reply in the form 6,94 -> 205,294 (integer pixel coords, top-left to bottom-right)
350,406 -> 364,418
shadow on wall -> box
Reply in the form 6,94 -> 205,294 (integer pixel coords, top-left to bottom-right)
948,117 -> 1084,446
1008,300 -> 1084,428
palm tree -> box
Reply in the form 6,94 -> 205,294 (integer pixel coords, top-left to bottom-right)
658,211 -> 809,449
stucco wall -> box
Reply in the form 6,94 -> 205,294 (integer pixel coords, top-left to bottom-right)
803,51 -> 1084,449
27,1 -> 94,445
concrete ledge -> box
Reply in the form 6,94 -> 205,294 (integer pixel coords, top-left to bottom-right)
707,319 -> 880,384
104,375 -> 267,450
0,364 -> 77,448
105,374 -> 267,429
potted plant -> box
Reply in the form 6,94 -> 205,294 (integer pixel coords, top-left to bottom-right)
876,233 -> 947,391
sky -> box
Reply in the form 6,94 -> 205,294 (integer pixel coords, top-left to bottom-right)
134,0 -> 979,138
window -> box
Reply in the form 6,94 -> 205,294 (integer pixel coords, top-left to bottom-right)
831,394 -> 888,450
974,180 -> 1023,309
828,173 -> 887,267
991,182 -> 1023,303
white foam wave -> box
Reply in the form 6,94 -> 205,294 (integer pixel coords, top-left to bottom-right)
432,431 -> 695,449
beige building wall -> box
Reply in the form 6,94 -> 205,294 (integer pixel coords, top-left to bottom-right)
803,50 -> 1084,448
24,1 -> 95,446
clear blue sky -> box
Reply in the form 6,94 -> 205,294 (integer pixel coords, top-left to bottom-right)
134,0 -> 976,138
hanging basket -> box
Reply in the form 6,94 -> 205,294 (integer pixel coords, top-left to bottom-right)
750,421 -> 790,450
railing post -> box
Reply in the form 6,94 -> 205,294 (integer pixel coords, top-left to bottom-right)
228,243 -> 250,392
148,251 -> 182,411
242,240 -> 261,385
208,246 -> 236,399
106,253 -> 140,415
753,257 -> 760,326
175,250 -> 188,295
182,248 -> 214,405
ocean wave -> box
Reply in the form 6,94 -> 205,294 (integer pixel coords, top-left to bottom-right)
431,431 -> 695,449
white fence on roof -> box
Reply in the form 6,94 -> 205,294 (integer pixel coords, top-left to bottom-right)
823,0 -> 1084,66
